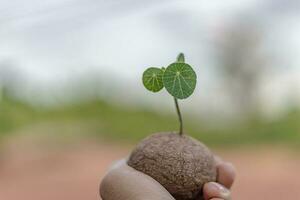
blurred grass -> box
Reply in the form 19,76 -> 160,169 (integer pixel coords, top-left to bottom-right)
0,96 -> 299,148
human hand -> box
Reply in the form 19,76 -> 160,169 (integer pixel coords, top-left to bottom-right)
100,156 -> 235,200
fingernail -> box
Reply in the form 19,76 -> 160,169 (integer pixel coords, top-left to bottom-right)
210,182 -> 230,198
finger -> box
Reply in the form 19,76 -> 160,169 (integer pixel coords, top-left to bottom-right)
203,182 -> 231,200
216,162 -> 236,189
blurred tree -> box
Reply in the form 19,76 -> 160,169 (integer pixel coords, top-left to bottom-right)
215,19 -> 268,118
0,60 -> 22,101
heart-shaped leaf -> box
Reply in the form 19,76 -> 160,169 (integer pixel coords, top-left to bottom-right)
162,63 -> 197,99
142,67 -> 164,92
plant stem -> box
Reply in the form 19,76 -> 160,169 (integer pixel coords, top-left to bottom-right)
174,97 -> 183,136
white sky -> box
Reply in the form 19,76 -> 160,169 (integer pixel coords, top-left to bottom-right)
0,0 -> 299,116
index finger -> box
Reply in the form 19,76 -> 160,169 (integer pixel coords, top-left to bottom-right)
214,156 -> 236,189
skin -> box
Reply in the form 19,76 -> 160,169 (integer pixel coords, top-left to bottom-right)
100,156 -> 236,200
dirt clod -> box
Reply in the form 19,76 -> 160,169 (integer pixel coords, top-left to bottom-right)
128,132 -> 217,200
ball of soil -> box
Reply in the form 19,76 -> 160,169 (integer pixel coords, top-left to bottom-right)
128,132 -> 217,200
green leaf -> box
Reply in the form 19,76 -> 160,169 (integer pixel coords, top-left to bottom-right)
162,62 -> 197,99
177,53 -> 185,63
142,67 -> 164,92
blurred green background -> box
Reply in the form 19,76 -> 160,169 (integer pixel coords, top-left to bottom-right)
0,94 -> 299,148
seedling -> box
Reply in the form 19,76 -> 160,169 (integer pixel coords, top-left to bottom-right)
142,53 -> 197,135
128,53 -> 216,200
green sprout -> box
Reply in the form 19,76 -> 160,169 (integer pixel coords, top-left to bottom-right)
142,53 -> 197,135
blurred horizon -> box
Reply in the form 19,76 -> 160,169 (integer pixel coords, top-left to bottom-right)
0,0 -> 300,120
